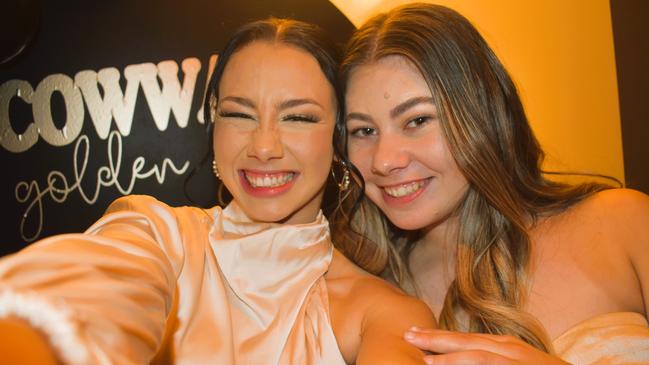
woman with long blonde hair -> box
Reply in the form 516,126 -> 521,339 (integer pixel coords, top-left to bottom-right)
340,3 -> 649,363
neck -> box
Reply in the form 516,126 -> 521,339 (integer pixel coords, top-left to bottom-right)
416,212 -> 461,261
407,213 -> 461,316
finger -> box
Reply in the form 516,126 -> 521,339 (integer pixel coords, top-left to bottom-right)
422,350 -> 517,365
404,329 -> 518,357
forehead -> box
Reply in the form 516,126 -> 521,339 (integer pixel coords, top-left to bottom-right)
219,41 -> 334,100
346,55 -> 431,103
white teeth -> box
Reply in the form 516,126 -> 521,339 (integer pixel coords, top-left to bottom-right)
384,181 -> 424,198
246,172 -> 294,188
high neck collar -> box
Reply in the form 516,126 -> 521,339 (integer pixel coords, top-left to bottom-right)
207,200 -> 341,363
218,200 -> 326,235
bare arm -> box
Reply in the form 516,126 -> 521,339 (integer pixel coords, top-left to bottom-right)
357,290 -> 436,365
327,249 -> 436,364
615,189 -> 649,316
0,195 -> 179,364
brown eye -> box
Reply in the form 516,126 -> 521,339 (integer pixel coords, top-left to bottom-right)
406,116 -> 432,128
350,127 -> 376,137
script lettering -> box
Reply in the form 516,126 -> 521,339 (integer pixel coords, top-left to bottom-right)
15,130 -> 190,241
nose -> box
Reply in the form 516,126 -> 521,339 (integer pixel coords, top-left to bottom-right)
370,135 -> 410,175
247,125 -> 283,161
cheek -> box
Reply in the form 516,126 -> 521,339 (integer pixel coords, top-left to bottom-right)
348,144 -> 376,183
213,126 -> 245,165
289,129 -> 334,175
408,132 -> 448,168
435,140 -> 461,175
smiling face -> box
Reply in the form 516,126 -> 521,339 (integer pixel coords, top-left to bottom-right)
345,55 -> 469,232
213,41 -> 336,224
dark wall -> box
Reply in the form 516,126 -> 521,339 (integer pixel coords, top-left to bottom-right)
610,0 -> 649,194
0,0 -> 354,256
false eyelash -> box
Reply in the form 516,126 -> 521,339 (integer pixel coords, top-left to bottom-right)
217,111 -> 252,119
282,114 -> 320,123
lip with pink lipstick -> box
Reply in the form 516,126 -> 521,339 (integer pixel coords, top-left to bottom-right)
239,169 -> 298,197
380,177 -> 431,205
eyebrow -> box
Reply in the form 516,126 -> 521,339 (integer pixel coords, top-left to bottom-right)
277,98 -> 322,111
219,96 -> 255,109
390,96 -> 434,119
219,96 -> 322,111
345,96 -> 435,123
345,112 -> 372,123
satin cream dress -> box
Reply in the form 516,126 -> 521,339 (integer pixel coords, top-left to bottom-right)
554,312 -> 649,364
0,195 -> 347,365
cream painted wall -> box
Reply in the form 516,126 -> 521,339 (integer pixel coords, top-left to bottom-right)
330,0 -> 624,184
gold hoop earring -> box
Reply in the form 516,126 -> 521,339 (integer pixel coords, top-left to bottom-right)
212,159 -> 220,179
332,161 -> 350,192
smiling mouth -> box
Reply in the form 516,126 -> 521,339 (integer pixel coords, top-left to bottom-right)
382,179 -> 429,198
243,171 -> 296,188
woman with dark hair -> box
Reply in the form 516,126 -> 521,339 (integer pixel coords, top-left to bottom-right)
0,17 -> 434,364
340,3 -> 649,363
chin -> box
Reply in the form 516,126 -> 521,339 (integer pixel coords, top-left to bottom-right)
385,213 -> 429,231
247,209 -> 290,223
391,220 -> 425,231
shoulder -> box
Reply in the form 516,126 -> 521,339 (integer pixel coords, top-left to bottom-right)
327,248 -> 430,312
553,188 -> 649,227
327,250 -> 434,334
104,194 -> 168,215
106,194 -> 173,214
570,188 -> 649,236
104,194 -> 207,221
588,188 -> 649,255
583,188 -> 649,212
561,188 -> 649,280
582,189 -> 649,313
351,272 -> 433,331
93,195 -> 210,242
327,250 -> 435,364
327,248 -> 404,304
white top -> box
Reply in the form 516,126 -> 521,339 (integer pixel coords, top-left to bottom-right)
554,311 -> 649,364
0,195 -> 346,365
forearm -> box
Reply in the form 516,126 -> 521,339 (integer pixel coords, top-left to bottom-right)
0,196 -> 183,364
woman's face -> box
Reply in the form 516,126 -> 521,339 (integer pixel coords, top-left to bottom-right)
345,55 -> 469,231
213,41 -> 336,224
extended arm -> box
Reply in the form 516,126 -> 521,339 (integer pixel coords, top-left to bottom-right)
0,195 -> 180,364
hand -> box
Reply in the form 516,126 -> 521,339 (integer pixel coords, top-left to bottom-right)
404,327 -> 571,365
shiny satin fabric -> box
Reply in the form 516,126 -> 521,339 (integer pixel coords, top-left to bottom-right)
0,195 -> 346,365
554,312 -> 649,364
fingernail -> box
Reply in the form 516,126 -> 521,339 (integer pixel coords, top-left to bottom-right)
424,357 -> 434,365
409,326 -> 421,331
404,331 -> 416,341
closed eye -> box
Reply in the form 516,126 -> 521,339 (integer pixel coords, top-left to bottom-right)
282,114 -> 320,123
217,111 -> 254,120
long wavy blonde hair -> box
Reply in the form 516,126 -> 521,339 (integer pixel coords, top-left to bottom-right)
338,3 -> 613,352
